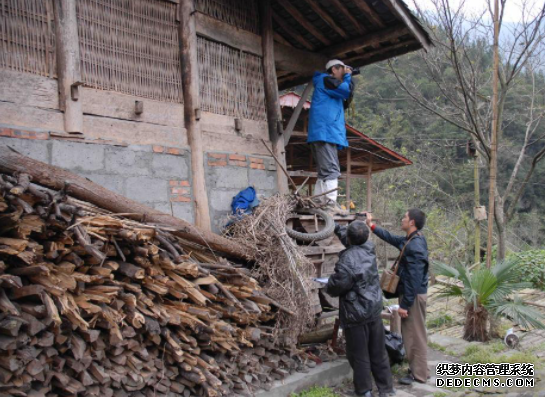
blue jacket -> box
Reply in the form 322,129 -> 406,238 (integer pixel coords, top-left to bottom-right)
307,72 -> 352,148
373,227 -> 429,310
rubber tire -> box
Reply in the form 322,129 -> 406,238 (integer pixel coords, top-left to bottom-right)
286,208 -> 335,242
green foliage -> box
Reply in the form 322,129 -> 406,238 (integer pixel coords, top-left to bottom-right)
508,250 -> 545,290
290,387 -> 341,397
433,259 -> 545,331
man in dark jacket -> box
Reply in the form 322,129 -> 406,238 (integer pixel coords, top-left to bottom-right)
366,209 -> 429,385
327,221 -> 394,397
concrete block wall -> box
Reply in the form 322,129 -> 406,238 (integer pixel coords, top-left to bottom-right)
0,126 -> 194,224
206,151 -> 278,232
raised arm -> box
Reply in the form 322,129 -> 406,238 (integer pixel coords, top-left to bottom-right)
323,74 -> 352,100
372,225 -> 406,250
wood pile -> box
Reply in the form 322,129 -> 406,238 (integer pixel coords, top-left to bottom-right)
0,172 -> 308,397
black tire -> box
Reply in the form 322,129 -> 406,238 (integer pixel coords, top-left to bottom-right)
286,208 -> 335,242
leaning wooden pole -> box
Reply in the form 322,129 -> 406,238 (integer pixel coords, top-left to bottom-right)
0,146 -> 250,259
53,0 -> 84,134
259,0 -> 289,194
179,0 -> 212,231
486,0 -> 500,268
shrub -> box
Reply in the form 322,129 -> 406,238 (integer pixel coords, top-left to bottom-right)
509,250 -> 545,290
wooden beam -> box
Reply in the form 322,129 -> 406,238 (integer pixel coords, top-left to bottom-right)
344,40 -> 421,64
274,32 -> 292,47
274,42 -> 328,78
179,0 -> 211,231
276,0 -> 331,45
288,170 -> 369,180
367,155 -> 373,212
328,0 -> 366,35
284,82 -> 313,146
53,0 -> 83,134
383,0 -> 432,51
346,148 -> 352,208
260,0 -> 289,194
322,26 -> 409,57
302,0 -> 349,39
195,11 -> 326,75
272,10 -> 315,50
352,0 -> 385,28
195,12 -> 262,55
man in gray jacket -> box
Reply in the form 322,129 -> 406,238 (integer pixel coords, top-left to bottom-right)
327,221 -> 394,397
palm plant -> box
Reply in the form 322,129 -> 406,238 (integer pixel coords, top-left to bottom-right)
433,258 -> 545,342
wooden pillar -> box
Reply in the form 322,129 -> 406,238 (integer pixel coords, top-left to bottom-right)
179,0 -> 211,231
259,0 -> 289,194
53,0 -> 83,134
346,148 -> 351,209
366,155 -> 373,212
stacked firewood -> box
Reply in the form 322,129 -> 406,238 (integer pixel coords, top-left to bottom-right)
0,173 -> 308,397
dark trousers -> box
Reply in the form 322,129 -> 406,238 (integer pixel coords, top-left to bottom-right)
344,317 -> 393,395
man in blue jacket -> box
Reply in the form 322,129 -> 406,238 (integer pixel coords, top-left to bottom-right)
366,209 -> 429,386
308,60 -> 354,213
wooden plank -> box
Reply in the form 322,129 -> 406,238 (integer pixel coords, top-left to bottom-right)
81,88 -> 184,128
328,0 -> 366,35
195,12 -> 262,55
82,114 -> 188,147
260,0 -> 289,194
276,0 -> 331,45
272,11 -> 315,51
283,82 -> 313,146
288,170 -> 369,180
352,0 -> 385,28
0,70 -> 59,110
321,26 -> 409,57
179,0 -> 211,231
194,11 -> 326,75
301,0 -> 348,38
53,0 -> 83,134
383,0 -> 432,51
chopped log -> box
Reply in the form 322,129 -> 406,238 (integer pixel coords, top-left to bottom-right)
0,147 -> 250,259
117,262 -> 145,280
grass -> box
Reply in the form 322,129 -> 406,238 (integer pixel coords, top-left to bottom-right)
428,341 -> 456,356
461,342 -> 541,366
433,393 -> 449,397
290,387 -> 342,397
427,312 -> 455,329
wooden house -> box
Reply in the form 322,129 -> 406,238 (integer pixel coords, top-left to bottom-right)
0,0 -> 431,233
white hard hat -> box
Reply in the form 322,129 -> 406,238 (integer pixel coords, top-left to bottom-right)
325,59 -> 346,70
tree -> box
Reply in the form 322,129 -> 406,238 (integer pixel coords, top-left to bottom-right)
434,258 -> 544,341
389,0 -> 545,260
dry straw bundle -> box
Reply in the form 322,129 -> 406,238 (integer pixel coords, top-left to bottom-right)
225,194 -> 316,341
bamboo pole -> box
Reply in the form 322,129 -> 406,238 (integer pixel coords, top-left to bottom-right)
179,0 -> 212,231
346,148 -> 352,209
486,0 -> 500,268
366,154 -> 373,212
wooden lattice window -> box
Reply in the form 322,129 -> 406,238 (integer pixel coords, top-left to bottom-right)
198,37 -> 266,121
0,0 -> 56,77
76,0 -> 182,103
195,0 -> 259,34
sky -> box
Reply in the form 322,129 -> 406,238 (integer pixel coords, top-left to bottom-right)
407,0 -> 543,23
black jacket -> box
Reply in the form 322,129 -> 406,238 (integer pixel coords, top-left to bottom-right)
326,226 -> 383,328
373,226 -> 429,310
